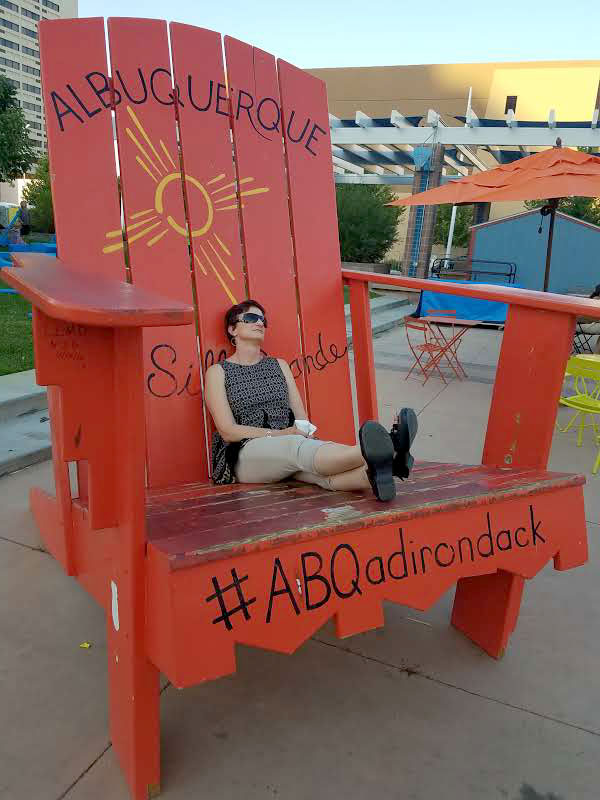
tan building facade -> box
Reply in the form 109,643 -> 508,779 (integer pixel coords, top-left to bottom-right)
309,59 -> 600,128
309,59 -> 600,267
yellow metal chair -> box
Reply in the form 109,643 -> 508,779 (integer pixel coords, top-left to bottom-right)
559,355 -> 600,474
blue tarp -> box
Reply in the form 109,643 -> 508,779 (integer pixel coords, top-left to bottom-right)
415,280 -> 523,323
7,243 -> 57,254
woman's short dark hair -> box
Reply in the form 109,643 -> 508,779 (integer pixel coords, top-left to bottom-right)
225,299 -> 266,345
590,284 -> 600,299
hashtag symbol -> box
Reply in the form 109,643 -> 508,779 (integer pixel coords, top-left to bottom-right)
206,568 -> 257,631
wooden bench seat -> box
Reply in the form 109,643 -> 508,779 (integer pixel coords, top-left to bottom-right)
146,462 -> 584,568
143,461 -> 587,691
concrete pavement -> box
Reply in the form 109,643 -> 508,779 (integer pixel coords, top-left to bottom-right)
1,325 -> 599,800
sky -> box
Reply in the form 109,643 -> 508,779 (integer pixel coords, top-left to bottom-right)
78,0 -> 600,69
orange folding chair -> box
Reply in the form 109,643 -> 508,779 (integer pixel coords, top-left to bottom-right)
423,309 -> 468,380
404,316 -> 452,384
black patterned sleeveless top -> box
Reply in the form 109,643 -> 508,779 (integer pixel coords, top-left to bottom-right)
211,357 -> 294,484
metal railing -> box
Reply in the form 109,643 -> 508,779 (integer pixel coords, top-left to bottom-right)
429,257 -> 517,284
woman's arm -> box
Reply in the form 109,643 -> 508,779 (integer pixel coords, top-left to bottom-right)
277,358 -> 308,420
204,364 -> 296,443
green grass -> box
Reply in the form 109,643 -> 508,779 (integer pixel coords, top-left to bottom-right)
0,276 -> 34,376
343,286 -> 380,304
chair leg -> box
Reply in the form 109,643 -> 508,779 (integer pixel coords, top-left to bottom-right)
593,441 -> 600,475
559,409 -> 580,433
451,571 -> 524,658
107,616 -> 161,799
577,413 -> 587,447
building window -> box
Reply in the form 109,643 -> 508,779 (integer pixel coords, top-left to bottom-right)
21,26 -> 38,39
0,55 -> 19,69
22,45 -> 39,57
5,76 -> 20,88
23,100 -> 40,111
505,95 -> 517,114
0,0 -> 19,10
22,8 -> 40,20
42,0 -> 59,9
23,81 -> 40,94
0,36 -> 20,50
27,120 -> 42,130
0,18 -> 20,32
22,63 -> 40,76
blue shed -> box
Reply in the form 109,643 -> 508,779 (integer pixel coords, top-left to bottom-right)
470,209 -> 600,294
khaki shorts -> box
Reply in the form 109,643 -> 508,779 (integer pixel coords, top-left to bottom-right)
235,435 -> 332,489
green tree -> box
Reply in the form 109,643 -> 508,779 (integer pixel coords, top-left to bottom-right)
336,184 -> 403,263
433,204 -> 474,248
23,153 -> 54,232
524,196 -> 600,227
0,76 -> 37,182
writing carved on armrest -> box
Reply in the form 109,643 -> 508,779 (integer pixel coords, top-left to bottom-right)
33,308 -> 118,528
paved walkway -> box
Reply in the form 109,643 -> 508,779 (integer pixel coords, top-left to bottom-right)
1,325 -> 599,800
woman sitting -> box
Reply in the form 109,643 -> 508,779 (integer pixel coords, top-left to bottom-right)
205,300 -> 418,502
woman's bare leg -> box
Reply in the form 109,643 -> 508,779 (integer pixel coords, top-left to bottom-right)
328,466 -> 371,492
312,443 -> 365,476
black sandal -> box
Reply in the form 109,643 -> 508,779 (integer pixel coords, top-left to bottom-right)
359,420 -> 396,502
390,408 -> 418,480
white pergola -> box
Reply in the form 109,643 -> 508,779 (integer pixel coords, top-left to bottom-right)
330,106 -> 600,184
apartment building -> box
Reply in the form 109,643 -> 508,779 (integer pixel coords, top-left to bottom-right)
0,0 -> 77,186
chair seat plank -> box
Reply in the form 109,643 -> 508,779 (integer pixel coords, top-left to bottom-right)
147,463 -> 584,568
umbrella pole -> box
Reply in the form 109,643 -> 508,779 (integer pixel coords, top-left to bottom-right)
543,198 -> 559,292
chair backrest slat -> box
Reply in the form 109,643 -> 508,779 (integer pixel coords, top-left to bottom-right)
107,18 -> 208,487
224,37 -> 305,397
278,60 -> 354,442
40,18 -> 124,279
169,23 -> 246,373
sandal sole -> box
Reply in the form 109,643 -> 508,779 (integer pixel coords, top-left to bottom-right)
359,421 -> 396,502
391,408 -> 418,479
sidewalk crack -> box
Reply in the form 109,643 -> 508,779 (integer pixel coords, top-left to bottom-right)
0,534 -> 46,554
313,637 -> 600,738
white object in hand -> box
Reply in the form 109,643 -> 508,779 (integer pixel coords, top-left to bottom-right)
295,419 -> 317,437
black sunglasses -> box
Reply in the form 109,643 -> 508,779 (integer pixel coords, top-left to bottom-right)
237,312 -> 267,327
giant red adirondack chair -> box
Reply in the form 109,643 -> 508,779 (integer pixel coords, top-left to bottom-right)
5,16 -> 599,800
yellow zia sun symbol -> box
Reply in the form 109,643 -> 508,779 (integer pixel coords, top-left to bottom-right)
103,104 -> 269,304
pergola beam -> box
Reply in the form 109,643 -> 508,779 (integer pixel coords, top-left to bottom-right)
331,126 -> 600,147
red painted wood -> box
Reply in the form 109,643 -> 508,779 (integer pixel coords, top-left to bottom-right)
39,18 -> 124,279
3,257 -> 194,327
347,280 -> 378,425
483,305 -> 576,470
147,467 -> 584,568
107,327 -> 160,799
342,270 -> 600,319
32,308 -> 118,530
146,483 -> 586,686
224,38 -> 303,382
452,569 -> 525,658
278,60 -> 354,442
38,17 -> 127,547
452,304 -> 576,657
108,17 -> 207,487
169,23 -> 246,372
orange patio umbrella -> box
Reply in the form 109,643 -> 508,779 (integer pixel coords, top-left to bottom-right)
389,144 -> 600,290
